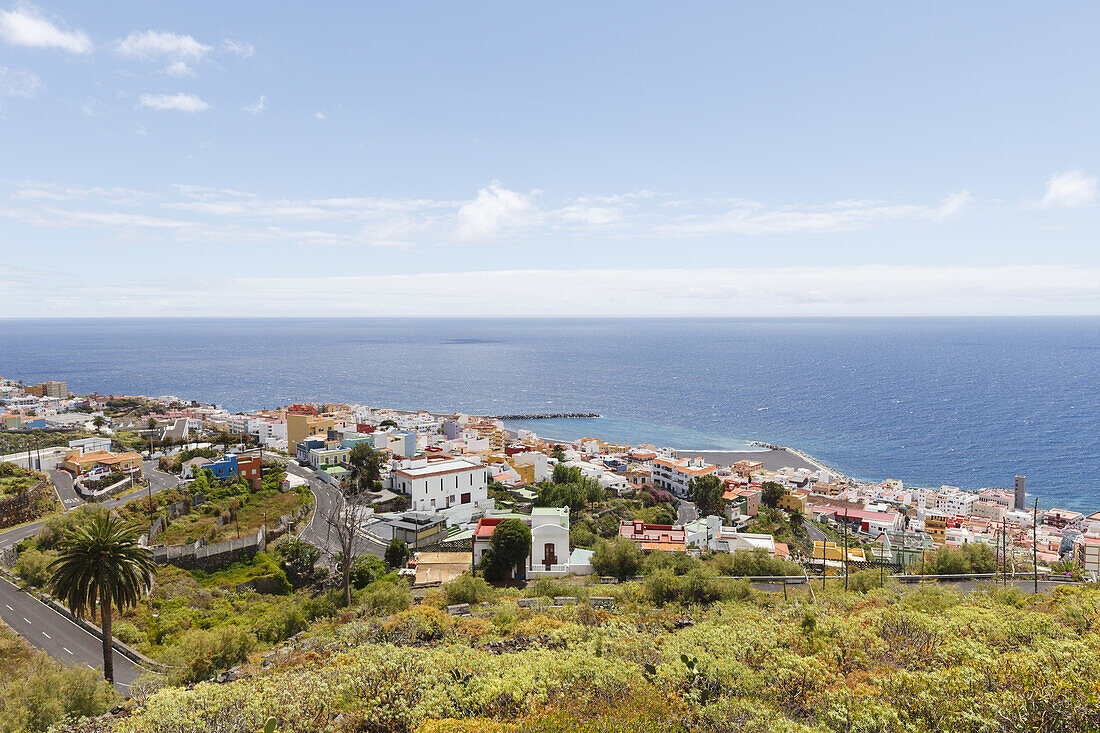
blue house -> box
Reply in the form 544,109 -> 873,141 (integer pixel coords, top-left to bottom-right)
296,437 -> 326,465
207,453 -> 239,480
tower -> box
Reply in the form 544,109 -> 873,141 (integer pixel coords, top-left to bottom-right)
1014,475 -> 1026,511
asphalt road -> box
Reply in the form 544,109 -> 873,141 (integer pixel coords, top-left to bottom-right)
284,462 -> 386,559
676,498 -> 698,525
804,521 -> 829,545
0,460 -> 178,689
48,469 -> 81,510
757,576 -> 1080,596
0,575 -> 145,690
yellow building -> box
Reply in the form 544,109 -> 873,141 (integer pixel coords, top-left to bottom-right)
777,488 -> 808,513
812,541 -> 866,563
63,450 -> 143,478
287,413 -> 336,453
506,459 -> 535,485
924,515 -> 947,545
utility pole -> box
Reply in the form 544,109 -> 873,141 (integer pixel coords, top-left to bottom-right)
1033,497 -> 1039,594
843,509 -> 849,592
821,537 -> 826,591
1002,517 -> 1007,587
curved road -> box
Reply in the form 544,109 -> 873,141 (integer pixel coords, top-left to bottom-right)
284,462 -> 385,559
0,461 -> 179,690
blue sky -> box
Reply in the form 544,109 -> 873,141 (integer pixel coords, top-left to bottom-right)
2,2 -> 1100,316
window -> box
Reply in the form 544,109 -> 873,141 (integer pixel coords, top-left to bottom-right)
461,492 -> 471,504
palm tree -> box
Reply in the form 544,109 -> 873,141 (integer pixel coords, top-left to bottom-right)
48,513 -> 157,683
92,415 -> 106,434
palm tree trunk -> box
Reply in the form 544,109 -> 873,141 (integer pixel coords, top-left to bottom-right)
100,587 -> 114,683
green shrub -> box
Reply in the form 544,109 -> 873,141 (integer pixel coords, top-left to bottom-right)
0,656 -> 116,733
642,551 -> 697,576
167,626 -> 256,684
113,621 -> 146,647
645,568 -> 681,606
591,537 -> 643,581
361,581 -> 412,616
350,555 -> 385,589
36,505 -> 109,550
253,601 -> 308,644
848,568 -> 888,593
680,566 -> 722,605
708,548 -> 802,577
15,548 -> 51,588
527,577 -> 572,599
443,574 -> 496,606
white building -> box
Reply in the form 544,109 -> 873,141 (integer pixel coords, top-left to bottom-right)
527,507 -> 571,577
934,490 -> 978,516
68,436 -> 112,455
252,418 -> 287,447
512,451 -> 550,482
685,516 -> 783,554
651,456 -> 717,497
391,458 -> 491,524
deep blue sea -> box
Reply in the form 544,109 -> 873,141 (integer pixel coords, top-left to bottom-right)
1,317 -> 1097,511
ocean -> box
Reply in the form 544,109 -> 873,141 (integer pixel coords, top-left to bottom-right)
1,317 -> 1097,511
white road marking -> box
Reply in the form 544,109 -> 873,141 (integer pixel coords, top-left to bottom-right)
23,617 -> 30,624
4,605 -> 12,611
42,632 -> 50,639
63,647 -> 72,654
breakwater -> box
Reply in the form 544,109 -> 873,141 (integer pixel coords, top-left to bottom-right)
484,413 -> 601,420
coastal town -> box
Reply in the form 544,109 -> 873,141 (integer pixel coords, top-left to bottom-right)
2,374 -> 1093,591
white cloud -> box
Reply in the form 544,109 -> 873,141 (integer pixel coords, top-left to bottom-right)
1036,170 -> 1097,209
117,30 -> 209,60
243,95 -> 266,114
6,265 -> 1100,318
455,182 -> 536,239
165,60 -> 194,77
138,92 -> 209,113
664,191 -> 971,237
0,66 -> 39,97
222,39 -> 254,58
557,204 -> 622,226
0,5 -> 91,53
0,180 -> 982,256
932,190 -> 973,220
314,111 -> 325,120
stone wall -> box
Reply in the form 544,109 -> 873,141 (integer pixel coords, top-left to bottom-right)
0,482 -> 49,530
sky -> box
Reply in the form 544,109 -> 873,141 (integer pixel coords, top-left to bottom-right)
1,2 -> 1100,317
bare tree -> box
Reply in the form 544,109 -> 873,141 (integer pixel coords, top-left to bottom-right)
322,488 -> 367,607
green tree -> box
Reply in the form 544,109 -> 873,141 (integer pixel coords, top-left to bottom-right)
277,536 -> 319,575
91,415 -> 106,434
489,519 -> 531,579
761,481 -> 784,509
385,537 -> 410,570
788,507 -> 805,531
689,474 -> 725,517
48,514 -> 156,683
552,463 -> 582,485
378,419 -> 398,429
550,444 -> 566,461
591,536 -> 644,580
347,442 -> 383,494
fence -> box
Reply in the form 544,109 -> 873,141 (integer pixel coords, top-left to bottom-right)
150,505 -> 307,571
153,529 -> 268,570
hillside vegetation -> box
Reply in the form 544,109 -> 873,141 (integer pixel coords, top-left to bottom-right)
59,579 -> 1100,733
